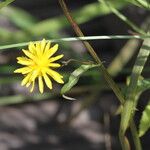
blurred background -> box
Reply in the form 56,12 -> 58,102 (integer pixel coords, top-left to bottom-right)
0,0 -> 149,149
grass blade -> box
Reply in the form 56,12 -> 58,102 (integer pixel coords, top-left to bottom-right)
0,0 -> 15,9
61,64 -> 100,95
0,35 -> 150,51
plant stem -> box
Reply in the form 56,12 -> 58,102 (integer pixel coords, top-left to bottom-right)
121,38 -> 150,132
119,129 -> 130,150
59,0 -> 125,104
100,0 -> 146,35
1,35 -> 149,51
130,119 -> 142,150
58,1 -> 145,149
59,0 -> 127,149
120,38 -> 150,150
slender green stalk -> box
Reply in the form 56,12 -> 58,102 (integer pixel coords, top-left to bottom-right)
130,119 -> 142,150
119,129 -> 130,150
108,39 -> 140,76
120,38 -> 150,150
0,0 -> 15,9
58,1 -> 145,149
135,0 -> 150,9
0,35 -> 149,51
59,0 -> 125,104
100,0 -> 146,35
121,38 -> 150,133
125,0 -> 149,9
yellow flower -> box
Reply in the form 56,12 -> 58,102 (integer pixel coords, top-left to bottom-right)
14,39 -> 64,93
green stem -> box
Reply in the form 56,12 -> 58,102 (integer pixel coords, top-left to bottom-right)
135,0 -> 150,9
58,1 -> 145,150
120,38 -> 150,150
1,35 -> 149,51
0,0 -> 15,9
130,119 -> 142,150
121,38 -> 150,133
100,0 -> 146,35
59,0 -> 125,104
119,129 -> 130,150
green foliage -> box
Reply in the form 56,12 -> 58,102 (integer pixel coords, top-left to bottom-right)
103,0 -> 150,9
61,64 -> 100,95
137,78 -> 150,93
0,6 -> 37,29
99,0 -> 147,35
139,102 -> 150,137
0,1 -> 127,44
0,1 -> 149,149
134,0 -> 150,9
0,0 -> 15,9
126,76 -> 150,94
121,38 -> 150,134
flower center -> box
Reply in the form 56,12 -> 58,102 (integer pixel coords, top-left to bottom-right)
35,57 -> 49,68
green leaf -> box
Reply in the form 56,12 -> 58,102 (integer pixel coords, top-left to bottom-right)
0,6 -> 37,30
137,78 -> 150,92
134,0 -> 150,9
139,102 -> 150,137
120,37 -> 150,134
126,76 -> 150,93
99,0 -> 146,35
0,0 -> 15,9
125,0 -> 150,9
30,1 -> 127,36
61,64 -> 100,95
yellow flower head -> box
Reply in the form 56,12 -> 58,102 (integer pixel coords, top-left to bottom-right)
14,39 -> 64,93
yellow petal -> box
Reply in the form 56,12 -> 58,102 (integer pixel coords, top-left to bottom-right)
43,73 -> 52,89
14,67 -> 32,74
17,57 -> 33,65
40,39 -> 46,53
48,63 -> 61,67
44,41 -> 51,52
28,42 -> 36,54
45,44 -> 58,58
38,76 -> 44,93
22,49 -> 35,59
21,73 -> 31,86
26,82 -> 31,87
46,69 -> 64,84
49,54 -> 64,63
36,42 -> 42,56
30,70 -> 39,81
30,81 -> 35,92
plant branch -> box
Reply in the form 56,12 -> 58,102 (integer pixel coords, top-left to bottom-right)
59,0 -> 125,104
120,38 -> 149,150
58,1 -> 145,149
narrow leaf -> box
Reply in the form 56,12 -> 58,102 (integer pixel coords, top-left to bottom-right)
61,64 -> 100,95
139,102 -> 150,137
0,6 -> 37,29
0,0 -> 15,9
137,78 -> 150,92
120,37 -> 150,134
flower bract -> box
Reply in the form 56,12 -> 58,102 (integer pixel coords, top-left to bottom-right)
14,39 -> 64,93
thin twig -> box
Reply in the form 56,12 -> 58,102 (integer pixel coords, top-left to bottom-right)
0,35 -> 149,50
58,0 -> 125,104
58,1 -> 144,150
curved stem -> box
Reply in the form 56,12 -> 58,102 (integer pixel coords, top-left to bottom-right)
58,1 -> 144,149
59,0 -> 125,104
119,129 -> 130,150
130,119 -> 142,150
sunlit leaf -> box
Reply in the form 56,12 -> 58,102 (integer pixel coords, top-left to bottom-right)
137,78 -> 150,92
61,64 -> 100,95
0,0 -> 15,9
0,6 -> 37,29
139,102 -> 150,137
